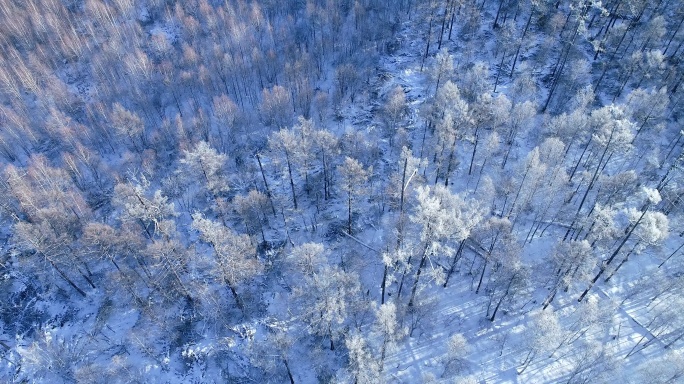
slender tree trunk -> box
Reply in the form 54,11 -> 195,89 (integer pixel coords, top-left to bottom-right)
380,338 -> 388,372
285,152 -> 298,209
438,0 -> 450,50
489,273 -> 515,322
444,136 -> 458,186
542,23 -> 580,112
564,136 -> 613,240
322,152 -> 330,200
256,153 -> 277,217
578,207 -> 649,301
448,2 -> 456,40
49,258 -> 87,297
542,287 -> 558,310
329,330 -> 335,350
409,243 -> 430,306
283,359 -> 295,384
227,280 -> 245,313
381,264 -> 388,304
517,350 -> 535,374
443,240 -> 466,287
476,258 -> 488,294
396,254 -> 412,300
347,193 -> 353,234
493,48 -> 506,92
421,4 -> 436,71
469,128 -> 479,175
510,10 -> 534,77
659,241 -> 684,268
604,241 -> 639,282
493,0 -> 504,28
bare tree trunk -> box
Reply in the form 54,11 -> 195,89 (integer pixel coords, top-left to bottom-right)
578,207 -> 649,302
285,151 -> 298,209
443,240 -> 466,287
489,274 -> 515,322
256,153 -> 277,217
347,193 -> 353,235
421,1 -> 437,71
409,243 -> 430,306
283,359 -> 295,384
444,136 -> 458,186
658,241 -> 684,268
49,258 -> 87,297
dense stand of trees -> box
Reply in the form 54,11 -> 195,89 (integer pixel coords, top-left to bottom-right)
0,0 -> 683,382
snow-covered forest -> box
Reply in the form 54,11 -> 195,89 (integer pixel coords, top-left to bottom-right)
0,0 -> 683,382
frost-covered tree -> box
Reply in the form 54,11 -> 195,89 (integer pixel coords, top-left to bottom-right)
260,85 -> 293,128
429,48 -> 454,95
431,82 -> 472,186
486,255 -> 529,322
6,157 -> 94,297
461,61 -> 489,102
312,128 -> 339,201
293,265 -> 362,350
211,94 -> 242,152
631,350 -> 684,384
268,127 -> 301,209
407,185 -> 483,304
233,189 -> 270,242
342,332 -> 382,383
81,222 -> 148,301
382,85 -> 408,149
542,240 -> 594,309
472,216 -> 513,294
145,237 -> 193,299
286,242 -> 328,278
372,302 -> 405,370
442,333 -> 470,376
579,188 -> 667,301
338,157 -> 371,235
111,103 -> 145,152
382,147 -> 426,303
113,176 -> 195,299
191,213 -> 261,312
501,100 -> 536,169
626,87 -> 668,142
565,104 -> 635,240
504,146 -> 548,225
604,208 -> 668,281
336,63 -> 364,103
113,178 -> 178,240
16,328 -> 98,383
518,309 -> 565,374
179,140 -> 229,197
381,247 -> 412,305
289,117 -> 317,195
